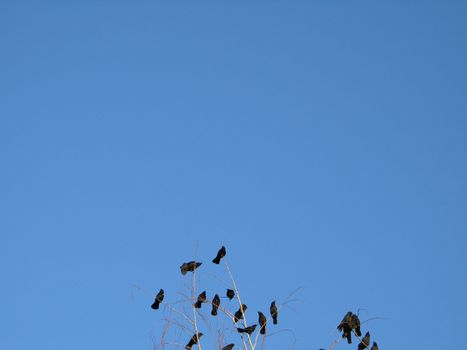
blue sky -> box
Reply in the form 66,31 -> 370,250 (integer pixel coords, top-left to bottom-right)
1,1 -> 466,349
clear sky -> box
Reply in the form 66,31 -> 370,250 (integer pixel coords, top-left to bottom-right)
1,1 -> 466,350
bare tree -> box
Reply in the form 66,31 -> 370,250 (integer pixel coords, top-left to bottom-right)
144,246 -> 380,350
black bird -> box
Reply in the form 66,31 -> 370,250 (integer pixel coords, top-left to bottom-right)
185,332 -> 203,350
180,261 -> 202,275
212,246 -> 226,264
194,291 -> 206,308
221,344 -> 235,350
234,304 -> 247,322
226,289 -> 235,300
258,311 -> 267,335
370,342 -> 378,350
337,311 -> 352,331
151,289 -> 164,310
270,301 -> 278,325
211,294 -> 220,316
237,324 -> 257,335
337,311 -> 353,344
350,313 -> 361,337
358,332 -> 370,350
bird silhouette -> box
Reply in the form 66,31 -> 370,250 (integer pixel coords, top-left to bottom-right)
258,311 -> 267,335
337,311 -> 352,331
370,342 -> 378,350
194,291 -> 206,308
234,304 -> 247,322
151,289 -> 164,310
180,261 -> 202,275
221,344 -> 234,350
212,246 -> 226,264
226,289 -> 235,300
358,332 -> 370,350
185,332 -> 203,350
211,294 -> 220,316
237,324 -> 257,335
270,301 -> 278,324
350,313 -> 361,337
337,311 -> 353,344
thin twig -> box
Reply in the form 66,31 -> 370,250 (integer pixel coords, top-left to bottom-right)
224,261 -> 255,350
164,303 -> 195,327
192,257 -> 201,350
162,317 -> 193,335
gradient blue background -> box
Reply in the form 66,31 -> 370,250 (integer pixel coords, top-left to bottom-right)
1,1 -> 466,349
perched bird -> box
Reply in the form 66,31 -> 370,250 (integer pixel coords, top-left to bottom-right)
270,301 -> 278,325
350,313 -> 361,337
237,324 -> 257,335
371,342 -> 378,350
221,344 -> 234,350
185,332 -> 203,350
226,289 -> 235,300
258,311 -> 267,335
337,311 -> 352,331
194,291 -> 206,308
151,289 -> 164,310
358,332 -> 370,350
211,294 -> 220,316
234,304 -> 247,322
337,311 -> 353,344
180,261 -> 202,275
212,246 -> 226,264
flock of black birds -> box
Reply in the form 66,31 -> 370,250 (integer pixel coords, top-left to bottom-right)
150,246 -> 280,350
337,311 -> 378,350
151,246 -> 379,350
